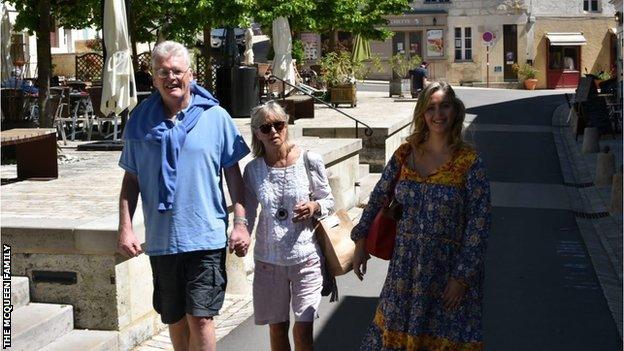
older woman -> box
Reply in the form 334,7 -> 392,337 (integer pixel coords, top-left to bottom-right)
352,81 -> 491,350
243,102 -> 334,351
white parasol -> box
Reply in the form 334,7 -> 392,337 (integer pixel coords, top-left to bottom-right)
101,0 -> 137,118
271,17 -> 295,86
1,5 -> 13,82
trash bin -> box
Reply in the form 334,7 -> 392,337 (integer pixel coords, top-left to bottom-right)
216,66 -> 259,118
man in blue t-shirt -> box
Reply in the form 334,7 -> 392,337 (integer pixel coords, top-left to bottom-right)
117,41 -> 250,351
409,61 -> 429,98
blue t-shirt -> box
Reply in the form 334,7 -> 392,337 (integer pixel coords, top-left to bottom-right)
119,94 -> 250,256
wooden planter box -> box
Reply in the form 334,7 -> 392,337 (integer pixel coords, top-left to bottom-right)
330,84 -> 357,107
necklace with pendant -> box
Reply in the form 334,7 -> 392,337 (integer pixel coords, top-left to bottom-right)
275,146 -> 292,221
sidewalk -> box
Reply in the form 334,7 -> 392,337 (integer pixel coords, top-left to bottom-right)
551,103 -> 623,337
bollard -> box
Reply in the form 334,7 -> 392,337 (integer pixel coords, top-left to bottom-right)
582,127 -> 600,153
610,166 -> 623,213
595,146 -> 615,186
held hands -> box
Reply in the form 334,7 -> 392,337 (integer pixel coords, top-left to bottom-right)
442,277 -> 467,310
353,239 -> 370,281
229,223 -> 251,257
292,201 -> 319,222
118,227 -> 143,257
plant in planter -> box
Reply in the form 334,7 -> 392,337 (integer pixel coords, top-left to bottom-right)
584,66 -> 612,89
389,53 -> 422,97
320,51 -> 357,107
512,63 -> 539,90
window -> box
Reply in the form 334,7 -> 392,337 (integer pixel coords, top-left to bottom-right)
583,0 -> 599,12
454,27 -> 472,61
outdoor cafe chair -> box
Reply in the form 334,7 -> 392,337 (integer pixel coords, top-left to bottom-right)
86,86 -> 122,141
51,86 -> 93,144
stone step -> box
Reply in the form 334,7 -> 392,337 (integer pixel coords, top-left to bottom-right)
11,303 -> 73,351
39,329 -> 119,351
11,276 -> 29,309
357,173 -> 381,206
358,164 -> 370,179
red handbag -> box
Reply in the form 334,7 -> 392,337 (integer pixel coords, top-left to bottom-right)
365,165 -> 403,260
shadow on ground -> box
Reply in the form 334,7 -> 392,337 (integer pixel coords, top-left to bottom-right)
314,296 -> 378,351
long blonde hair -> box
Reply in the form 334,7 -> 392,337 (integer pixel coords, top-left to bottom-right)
406,80 -> 468,153
249,101 -> 290,158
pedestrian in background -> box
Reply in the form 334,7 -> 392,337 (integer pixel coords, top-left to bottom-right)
117,40 -> 251,351
135,62 -> 153,92
352,81 -> 491,350
409,61 -> 429,98
243,102 -> 334,351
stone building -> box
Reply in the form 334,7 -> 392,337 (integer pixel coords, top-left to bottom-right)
368,0 -> 618,89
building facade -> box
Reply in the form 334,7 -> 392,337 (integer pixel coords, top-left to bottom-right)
368,0 -> 617,89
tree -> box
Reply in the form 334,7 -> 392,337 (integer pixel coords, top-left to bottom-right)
314,0 -> 409,52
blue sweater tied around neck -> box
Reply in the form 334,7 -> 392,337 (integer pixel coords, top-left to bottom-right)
124,81 -> 219,212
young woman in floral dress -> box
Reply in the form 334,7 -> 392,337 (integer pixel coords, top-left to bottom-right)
352,81 -> 491,351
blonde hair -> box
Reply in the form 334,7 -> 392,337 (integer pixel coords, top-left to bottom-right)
407,80 -> 468,153
249,101 -> 290,158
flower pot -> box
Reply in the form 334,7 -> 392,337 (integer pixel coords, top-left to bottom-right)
330,84 -> 357,107
523,78 -> 538,90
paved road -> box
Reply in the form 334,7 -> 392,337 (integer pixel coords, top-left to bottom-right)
218,88 -> 622,350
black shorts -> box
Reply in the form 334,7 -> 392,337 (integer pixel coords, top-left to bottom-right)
149,248 -> 227,324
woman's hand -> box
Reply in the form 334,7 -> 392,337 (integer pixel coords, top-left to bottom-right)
442,277 -> 467,310
292,201 -> 319,222
353,239 -> 370,281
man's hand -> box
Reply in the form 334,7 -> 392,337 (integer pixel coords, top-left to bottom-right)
442,277 -> 467,310
292,201 -> 319,222
353,238 -> 369,281
229,223 -> 250,257
118,227 -> 143,257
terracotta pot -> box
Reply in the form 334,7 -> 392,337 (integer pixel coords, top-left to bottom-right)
524,78 -> 538,90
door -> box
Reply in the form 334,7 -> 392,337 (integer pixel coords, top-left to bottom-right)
408,31 -> 422,60
503,25 -> 518,81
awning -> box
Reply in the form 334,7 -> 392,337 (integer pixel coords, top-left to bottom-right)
546,32 -> 587,46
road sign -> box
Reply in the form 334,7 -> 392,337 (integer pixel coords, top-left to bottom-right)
482,31 -> 494,46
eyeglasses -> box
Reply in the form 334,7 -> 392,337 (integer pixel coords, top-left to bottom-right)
258,121 -> 286,134
155,67 -> 190,79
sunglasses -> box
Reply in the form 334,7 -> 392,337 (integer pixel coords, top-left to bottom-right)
258,121 -> 286,134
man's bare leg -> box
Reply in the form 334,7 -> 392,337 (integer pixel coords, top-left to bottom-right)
187,315 -> 216,351
169,317 -> 190,351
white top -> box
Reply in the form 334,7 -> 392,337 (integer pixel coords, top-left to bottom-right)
243,151 -> 334,266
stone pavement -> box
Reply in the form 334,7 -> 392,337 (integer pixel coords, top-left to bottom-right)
552,102 -> 623,337
133,294 -> 253,351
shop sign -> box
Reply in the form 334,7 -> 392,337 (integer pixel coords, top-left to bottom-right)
389,18 -> 420,26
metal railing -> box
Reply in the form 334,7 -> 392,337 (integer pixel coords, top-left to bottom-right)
267,75 -> 374,138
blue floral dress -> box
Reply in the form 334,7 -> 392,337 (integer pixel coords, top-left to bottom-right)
351,143 -> 491,351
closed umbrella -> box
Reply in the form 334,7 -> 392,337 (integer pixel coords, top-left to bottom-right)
1,5 -> 13,82
101,0 -> 137,122
351,34 -> 371,63
271,17 -> 295,87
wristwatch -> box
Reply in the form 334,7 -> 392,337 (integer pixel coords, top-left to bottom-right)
233,216 -> 248,226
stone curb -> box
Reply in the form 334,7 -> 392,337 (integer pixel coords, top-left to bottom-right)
551,102 -> 623,338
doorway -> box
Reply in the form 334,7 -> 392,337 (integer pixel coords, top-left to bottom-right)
503,25 -> 518,81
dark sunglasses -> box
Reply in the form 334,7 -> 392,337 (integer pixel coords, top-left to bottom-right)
258,121 -> 286,134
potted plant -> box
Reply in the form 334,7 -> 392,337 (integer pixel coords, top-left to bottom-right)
584,67 -> 611,89
389,53 -> 422,97
320,51 -> 357,107
512,63 -> 539,90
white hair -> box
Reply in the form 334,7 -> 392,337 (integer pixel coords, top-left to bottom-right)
151,41 -> 191,70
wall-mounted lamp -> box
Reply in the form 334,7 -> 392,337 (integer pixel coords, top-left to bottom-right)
616,11 -> 623,25
433,17 -> 437,26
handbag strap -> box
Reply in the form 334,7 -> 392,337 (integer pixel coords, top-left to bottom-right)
303,150 -> 314,200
